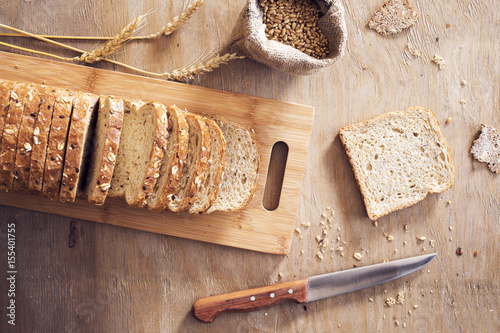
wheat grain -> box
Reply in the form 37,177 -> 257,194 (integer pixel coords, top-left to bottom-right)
147,0 -> 206,39
78,15 -> 145,63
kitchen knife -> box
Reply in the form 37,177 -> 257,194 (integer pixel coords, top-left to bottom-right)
192,253 -> 436,323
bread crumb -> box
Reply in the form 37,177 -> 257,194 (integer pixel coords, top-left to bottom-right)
431,54 -> 445,69
300,249 -> 304,255
395,320 -> 400,326
445,117 -> 452,124
449,238 -> 453,241
404,224 -> 409,232
406,43 -> 421,57
387,234 -> 394,241
460,99 -> 467,105
449,226 -> 453,231
429,239 -> 435,248
408,309 -> 412,315
369,297 -> 374,302
421,246 -> 426,252
315,235 -> 321,242
373,221 -> 378,227
397,291 -> 405,304
460,79 -> 467,86
14,65 -> 19,69
294,228 -> 301,235
403,241 -> 407,246
321,212 -> 327,218
353,252 -> 363,260
447,200 -> 452,205
383,259 -> 389,263
403,322 -> 407,328
322,229 -> 327,236
386,297 -> 397,307
413,304 -> 418,309
316,252 -> 324,260
417,236 -> 426,241
474,250 -> 479,257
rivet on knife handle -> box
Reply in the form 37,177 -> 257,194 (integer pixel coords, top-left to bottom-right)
192,278 -> 308,323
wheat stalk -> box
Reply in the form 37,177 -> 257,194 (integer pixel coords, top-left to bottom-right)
146,0 -> 206,39
78,14 -> 145,63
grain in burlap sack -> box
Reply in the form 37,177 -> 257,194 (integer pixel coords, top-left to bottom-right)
227,0 -> 347,75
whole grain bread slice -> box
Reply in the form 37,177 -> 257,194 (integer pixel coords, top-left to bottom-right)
147,105 -> 189,212
86,96 -> 124,205
338,106 -> 455,220
168,112 -> 210,213
0,82 -> 31,192
470,124 -> 500,173
109,101 -> 169,207
12,84 -> 43,192
59,92 -> 99,202
28,85 -> 57,195
206,116 -> 261,214
41,89 -> 76,200
189,117 -> 226,214
0,80 -> 15,144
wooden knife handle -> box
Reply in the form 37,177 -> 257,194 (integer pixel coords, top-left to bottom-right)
192,278 -> 308,323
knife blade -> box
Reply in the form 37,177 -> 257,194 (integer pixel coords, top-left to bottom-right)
192,253 -> 436,323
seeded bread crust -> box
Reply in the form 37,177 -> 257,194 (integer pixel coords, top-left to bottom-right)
0,80 -> 15,145
28,86 -> 56,195
189,117 -> 226,214
206,116 -> 261,213
0,83 -> 31,192
87,96 -> 124,205
147,105 -> 189,212
59,92 -> 99,202
338,106 -> 455,220
168,112 -> 210,212
13,85 -> 42,192
128,102 -> 169,208
42,89 -> 76,200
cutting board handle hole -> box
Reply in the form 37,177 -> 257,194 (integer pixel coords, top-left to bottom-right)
262,141 -> 289,211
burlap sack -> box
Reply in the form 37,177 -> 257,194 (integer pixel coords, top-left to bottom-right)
227,0 -> 347,75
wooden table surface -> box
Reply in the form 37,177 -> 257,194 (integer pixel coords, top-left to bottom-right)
0,0 -> 498,332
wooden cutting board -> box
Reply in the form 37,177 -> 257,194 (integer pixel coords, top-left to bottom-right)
0,51 -> 314,255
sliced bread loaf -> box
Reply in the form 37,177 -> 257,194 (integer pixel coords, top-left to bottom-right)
189,117 -> 226,214
168,112 -> 210,213
28,85 -> 57,195
109,101 -> 169,207
147,105 -> 189,212
206,116 -> 261,214
13,85 -> 43,192
86,96 -> 124,205
0,82 -> 31,192
41,89 -> 76,200
0,80 -> 15,144
338,106 -> 455,220
59,92 -> 99,202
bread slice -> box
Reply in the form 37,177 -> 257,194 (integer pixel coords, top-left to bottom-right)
470,124 -> 500,173
339,106 -> 455,220
147,105 -> 189,212
189,117 -> 226,214
168,112 -> 210,213
109,101 -> 169,207
0,82 -> 31,192
86,96 -> 124,205
207,116 -> 261,214
0,80 -> 15,145
368,0 -> 418,36
13,85 -> 43,192
28,85 -> 57,195
41,89 -> 76,200
59,92 -> 99,202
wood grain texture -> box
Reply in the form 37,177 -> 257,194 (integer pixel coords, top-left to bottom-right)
0,0 -> 499,332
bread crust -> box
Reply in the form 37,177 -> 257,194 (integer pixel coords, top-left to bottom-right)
0,82 -> 31,192
28,85 -> 56,195
147,104 -> 189,212
87,96 -> 124,205
59,92 -> 99,202
41,89 -> 75,200
338,106 -> 454,220
0,80 -> 15,145
13,84 -> 42,192
127,102 -> 169,208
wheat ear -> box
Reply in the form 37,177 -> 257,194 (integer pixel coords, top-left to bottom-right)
78,15 -> 145,63
146,0 -> 206,39
162,53 -> 244,81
